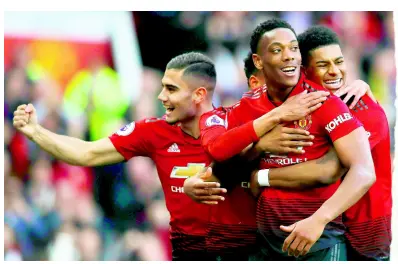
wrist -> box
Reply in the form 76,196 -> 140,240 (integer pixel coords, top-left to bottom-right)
257,169 -> 270,187
269,108 -> 282,124
312,210 -> 332,226
253,142 -> 266,154
253,110 -> 281,138
269,107 -> 283,123
30,124 -> 42,141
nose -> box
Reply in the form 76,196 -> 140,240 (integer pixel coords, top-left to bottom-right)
282,48 -> 294,62
157,88 -> 168,102
328,63 -> 339,76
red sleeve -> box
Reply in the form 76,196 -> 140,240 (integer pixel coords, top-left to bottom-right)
349,94 -> 389,149
316,95 -> 363,142
108,119 -> 155,160
199,109 -> 259,162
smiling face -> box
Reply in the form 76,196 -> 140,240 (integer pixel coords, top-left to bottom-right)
253,28 -> 302,91
305,44 -> 346,93
158,69 -> 197,124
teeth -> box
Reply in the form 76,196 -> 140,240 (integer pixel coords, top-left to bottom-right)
282,67 -> 296,72
325,79 -> 341,84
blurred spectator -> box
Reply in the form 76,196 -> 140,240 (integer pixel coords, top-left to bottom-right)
76,226 -> 103,261
63,57 -> 129,141
48,222 -> 79,261
4,223 -> 23,261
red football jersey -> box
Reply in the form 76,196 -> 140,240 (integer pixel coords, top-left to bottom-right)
199,107 -> 258,254
109,117 -> 211,253
343,94 -> 392,260
224,74 -> 363,254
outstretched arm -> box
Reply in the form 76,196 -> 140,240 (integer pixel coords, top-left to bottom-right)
13,104 -> 124,167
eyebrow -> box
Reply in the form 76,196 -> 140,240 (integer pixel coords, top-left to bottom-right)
270,40 -> 298,46
315,56 -> 344,64
162,83 -> 179,89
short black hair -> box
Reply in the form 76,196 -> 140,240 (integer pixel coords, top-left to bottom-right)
250,18 -> 297,54
243,51 -> 257,80
298,25 -> 341,67
166,52 -> 216,89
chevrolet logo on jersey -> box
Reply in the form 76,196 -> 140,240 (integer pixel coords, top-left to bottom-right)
170,163 -> 206,178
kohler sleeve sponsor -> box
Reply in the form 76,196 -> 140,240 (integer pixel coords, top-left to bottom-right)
325,113 -> 353,133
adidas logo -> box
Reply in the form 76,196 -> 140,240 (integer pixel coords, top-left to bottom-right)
167,143 -> 180,153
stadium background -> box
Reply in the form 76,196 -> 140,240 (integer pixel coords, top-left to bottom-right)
4,11 -> 396,261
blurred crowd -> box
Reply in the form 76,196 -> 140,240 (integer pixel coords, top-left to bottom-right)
4,11 -> 396,261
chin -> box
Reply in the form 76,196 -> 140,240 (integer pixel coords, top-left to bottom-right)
165,117 -> 178,125
282,75 -> 300,88
280,79 -> 299,89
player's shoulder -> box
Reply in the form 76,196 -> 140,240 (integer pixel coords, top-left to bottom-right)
228,84 -> 267,111
136,116 -> 166,126
351,94 -> 385,114
131,116 -> 180,133
200,107 -> 228,128
241,84 -> 267,99
301,80 -> 341,110
113,117 -> 165,136
302,78 -> 329,93
201,107 -> 227,119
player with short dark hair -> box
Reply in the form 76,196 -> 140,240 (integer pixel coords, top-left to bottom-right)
298,25 -> 392,261
199,18 -> 376,261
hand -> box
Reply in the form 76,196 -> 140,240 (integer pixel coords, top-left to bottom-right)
183,167 -> 227,205
334,79 -> 371,109
13,103 -> 39,139
254,124 -> 314,154
280,215 -> 327,257
277,90 -> 329,122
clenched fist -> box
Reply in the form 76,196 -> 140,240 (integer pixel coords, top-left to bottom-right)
13,103 -> 39,139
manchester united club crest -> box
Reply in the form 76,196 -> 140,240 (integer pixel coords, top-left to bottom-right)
294,115 -> 312,130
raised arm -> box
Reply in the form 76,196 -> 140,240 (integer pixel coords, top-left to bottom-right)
13,104 -> 124,167
201,90 -> 329,162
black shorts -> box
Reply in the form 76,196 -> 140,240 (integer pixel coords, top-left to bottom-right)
214,251 -> 255,261
346,243 -> 390,261
253,242 -> 347,261
172,250 -> 215,261
172,251 -> 253,261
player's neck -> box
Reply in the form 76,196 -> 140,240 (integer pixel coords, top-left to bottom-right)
267,85 -> 294,103
180,118 -> 200,139
180,101 -> 213,139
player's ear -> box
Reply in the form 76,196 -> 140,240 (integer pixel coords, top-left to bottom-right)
249,75 -> 259,90
252,53 -> 263,70
193,87 -> 207,104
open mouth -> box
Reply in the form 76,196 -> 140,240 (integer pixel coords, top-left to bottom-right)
323,78 -> 343,89
281,66 -> 297,76
164,106 -> 175,115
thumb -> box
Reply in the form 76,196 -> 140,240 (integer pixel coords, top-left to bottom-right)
200,167 -> 212,180
25,103 -> 35,113
280,223 -> 296,233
